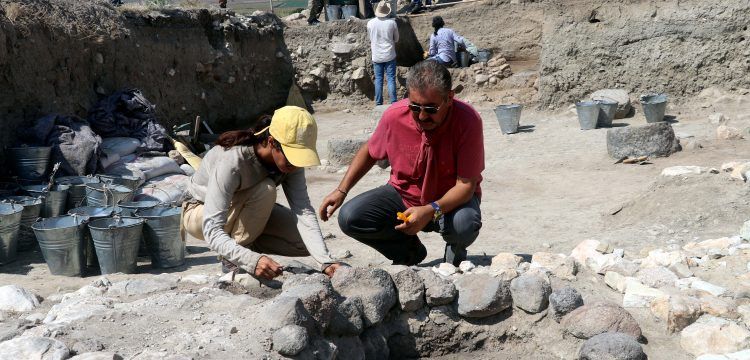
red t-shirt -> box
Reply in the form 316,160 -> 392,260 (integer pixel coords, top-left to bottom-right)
368,98 -> 484,208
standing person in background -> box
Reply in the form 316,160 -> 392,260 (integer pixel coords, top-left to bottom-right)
328,0 -> 358,20
308,0 -> 324,25
427,16 -> 465,67
367,1 -> 399,105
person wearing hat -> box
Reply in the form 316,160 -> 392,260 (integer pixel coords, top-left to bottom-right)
367,1 -> 399,105
182,106 -> 343,280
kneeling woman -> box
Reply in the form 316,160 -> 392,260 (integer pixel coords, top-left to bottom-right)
182,106 -> 342,279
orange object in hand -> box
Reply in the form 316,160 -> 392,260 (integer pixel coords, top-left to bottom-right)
397,212 -> 412,223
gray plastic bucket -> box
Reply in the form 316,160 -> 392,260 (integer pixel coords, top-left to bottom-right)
641,93 -> 667,123
575,101 -> 599,130
0,203 -> 23,264
595,99 -> 618,128
89,217 -> 144,274
494,104 -> 523,135
55,176 -> 100,210
98,174 -> 141,191
7,146 -> 51,181
23,184 -> 70,218
136,207 -> 185,268
85,183 -> 133,207
31,216 -> 88,277
2,196 -> 43,251
68,206 -> 121,268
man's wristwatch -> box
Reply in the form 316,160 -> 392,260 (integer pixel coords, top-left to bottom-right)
430,202 -> 443,222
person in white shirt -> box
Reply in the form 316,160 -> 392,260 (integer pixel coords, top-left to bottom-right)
367,1 -> 400,105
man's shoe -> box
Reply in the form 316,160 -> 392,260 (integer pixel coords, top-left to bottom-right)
308,18 -> 321,26
393,240 -> 427,266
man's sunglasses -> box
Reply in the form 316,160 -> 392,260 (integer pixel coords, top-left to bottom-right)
408,102 -> 441,114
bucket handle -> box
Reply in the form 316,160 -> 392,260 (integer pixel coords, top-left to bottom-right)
140,186 -> 171,207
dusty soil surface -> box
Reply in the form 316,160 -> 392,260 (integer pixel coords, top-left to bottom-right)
2,87 -> 749,358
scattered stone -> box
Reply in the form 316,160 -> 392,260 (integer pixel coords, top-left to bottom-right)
458,261 -> 476,273
680,315 -> 750,356
327,138 -> 366,167
491,268 -> 519,281
530,252 -> 578,280
351,67 -> 366,80
586,253 -> 621,274
257,296 -> 314,331
661,166 -> 703,176
623,278 -> 666,308
640,249 -> 685,268
44,296 -> 115,325
636,266 -> 678,288
740,220 -> 750,240
548,287 -> 583,323
0,336 -> 69,360
331,43 -> 354,56
309,67 -> 326,78
596,242 -> 613,254
669,263 -> 694,278
0,285 -> 40,312
474,74 -> 489,85
590,89 -> 632,119
454,274 -> 512,318
280,278 -> 336,331
717,125 -> 744,140
180,274 -> 213,285
570,240 -> 601,265
490,253 -> 522,269
390,268 -> 425,312
69,353 -> 123,360
604,271 -> 629,293
684,237 -> 741,255
331,267 -> 396,327
601,258 -> 640,277
562,302 -> 642,339
273,325 -> 308,356
107,275 -> 178,296
650,294 -> 702,333
606,122 -> 681,159
417,270 -> 456,306
433,263 -> 458,277
691,280 -> 727,297
578,332 -> 646,360
698,294 -> 739,319
510,274 -> 551,313
328,297 -> 364,336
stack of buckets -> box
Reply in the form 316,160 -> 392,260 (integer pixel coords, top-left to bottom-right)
575,93 -> 668,130
0,163 -> 185,276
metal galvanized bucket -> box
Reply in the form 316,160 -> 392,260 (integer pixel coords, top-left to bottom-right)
23,184 -> 70,218
7,146 -> 51,181
118,201 -> 161,217
31,216 -> 88,277
0,203 -> 23,264
494,104 -> 523,135
1,196 -> 43,251
136,207 -> 185,268
85,183 -> 133,207
98,174 -> 141,191
641,93 -> 668,123
595,99 -> 618,128
68,206 -> 121,268
89,217 -> 144,274
575,101 -> 600,130
55,176 -> 100,210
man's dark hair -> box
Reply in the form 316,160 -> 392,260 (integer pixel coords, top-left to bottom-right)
432,16 -> 444,36
406,60 -> 452,98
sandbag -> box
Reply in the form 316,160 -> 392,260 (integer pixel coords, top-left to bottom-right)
133,174 -> 189,204
101,137 -> 141,158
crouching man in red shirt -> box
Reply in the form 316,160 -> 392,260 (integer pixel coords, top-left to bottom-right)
318,60 -> 484,266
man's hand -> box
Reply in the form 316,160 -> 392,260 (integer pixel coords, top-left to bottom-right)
255,255 -> 283,279
394,205 -> 434,235
323,263 -> 344,277
318,188 -> 346,221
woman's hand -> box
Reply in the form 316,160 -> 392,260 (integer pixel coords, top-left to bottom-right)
318,188 -> 347,221
323,263 -> 344,277
394,205 -> 435,235
255,255 -> 283,279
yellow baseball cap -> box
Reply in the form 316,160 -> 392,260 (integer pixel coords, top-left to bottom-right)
269,106 -> 321,167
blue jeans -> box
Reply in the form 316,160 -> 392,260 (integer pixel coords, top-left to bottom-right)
373,59 -> 397,105
327,4 -> 357,20
338,185 -> 482,265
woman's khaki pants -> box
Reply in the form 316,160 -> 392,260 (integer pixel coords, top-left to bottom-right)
182,178 -> 310,257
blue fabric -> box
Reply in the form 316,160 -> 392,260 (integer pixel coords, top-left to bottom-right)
373,59 -> 398,105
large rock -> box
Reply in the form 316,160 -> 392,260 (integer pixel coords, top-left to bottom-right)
107,275 -> 178,296
327,138 -> 366,167
454,274 -> 512,318
490,253 -> 522,270
256,296 -> 315,331
390,268 -> 425,312
0,336 -> 69,360
43,296 -> 115,325
327,297 -> 364,336
510,274 -> 551,313
548,287 -> 584,322
590,89 -> 632,119
331,267 -> 396,327
562,302 -> 642,339
622,278 -> 666,308
578,332 -> 646,360
0,285 -> 40,312
330,336 -> 365,360
636,267 -> 678,288
279,273 -> 335,331
273,325 -> 308,356
530,252 -> 577,280
650,294 -> 702,333
417,270 -> 456,306
606,122 -> 681,159
680,315 -> 750,356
